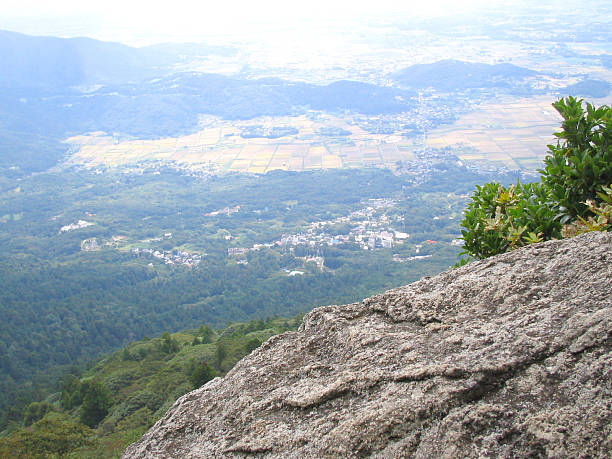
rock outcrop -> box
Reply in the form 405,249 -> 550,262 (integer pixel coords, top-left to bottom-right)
124,232 -> 612,458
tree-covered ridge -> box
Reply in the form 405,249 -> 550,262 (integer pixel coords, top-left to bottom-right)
0,316 -> 301,458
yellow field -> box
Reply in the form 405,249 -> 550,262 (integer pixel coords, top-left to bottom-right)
65,113 -> 422,173
65,98 -> 568,174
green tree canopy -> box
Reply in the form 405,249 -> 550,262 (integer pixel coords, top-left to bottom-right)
23,402 -> 55,427
79,380 -> 113,428
0,412 -> 97,458
189,362 -> 217,388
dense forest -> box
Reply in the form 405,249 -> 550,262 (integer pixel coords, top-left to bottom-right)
0,165 -> 520,431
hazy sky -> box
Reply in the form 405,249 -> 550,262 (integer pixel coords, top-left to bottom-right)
0,0 -> 494,44
1,0 -> 491,19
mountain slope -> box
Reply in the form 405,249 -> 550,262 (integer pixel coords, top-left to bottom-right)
0,29 -> 154,88
0,29 -> 234,88
124,231 -> 612,458
0,317 -> 302,458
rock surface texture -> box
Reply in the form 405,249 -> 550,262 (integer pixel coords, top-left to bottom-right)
124,232 -> 612,458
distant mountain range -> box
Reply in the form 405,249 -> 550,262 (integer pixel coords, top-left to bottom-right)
0,31 -> 608,174
561,78 -> 612,98
0,29 -> 234,88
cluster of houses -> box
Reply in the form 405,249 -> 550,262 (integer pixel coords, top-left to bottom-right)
227,199 -> 411,259
80,237 -> 101,251
392,254 -> 433,263
277,199 -> 409,251
71,225 -> 203,267
282,257 -> 324,276
59,219 -> 94,233
131,247 -> 202,267
204,205 -> 241,217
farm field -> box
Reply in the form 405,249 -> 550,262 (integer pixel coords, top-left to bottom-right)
426,96 -> 564,169
65,113 -> 418,173
65,97 -> 569,174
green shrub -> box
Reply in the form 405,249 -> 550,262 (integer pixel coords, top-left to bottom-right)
23,402 -> 55,427
0,412 -> 97,458
189,362 -> 216,388
198,324 -> 214,344
460,181 -> 561,259
460,97 -> 611,260
563,183 -> 612,236
159,332 -> 180,354
79,381 -> 113,428
540,97 -> 612,221
245,338 -> 261,354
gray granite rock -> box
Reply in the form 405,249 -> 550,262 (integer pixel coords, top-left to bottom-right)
123,232 -> 612,458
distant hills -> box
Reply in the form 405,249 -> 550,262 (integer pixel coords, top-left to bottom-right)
0,29 -> 161,88
138,74 -> 417,120
560,78 -> 612,98
0,30 -> 419,173
391,59 -> 611,98
0,29 -> 234,88
392,59 -> 538,91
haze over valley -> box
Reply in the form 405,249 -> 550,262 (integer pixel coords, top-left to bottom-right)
2,1 -> 612,176
0,1 -> 610,455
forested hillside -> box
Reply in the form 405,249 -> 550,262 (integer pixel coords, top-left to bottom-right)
0,316 -> 302,458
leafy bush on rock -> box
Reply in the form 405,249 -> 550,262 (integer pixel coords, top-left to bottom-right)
461,182 -> 561,259
541,97 -> 612,221
461,97 -> 612,259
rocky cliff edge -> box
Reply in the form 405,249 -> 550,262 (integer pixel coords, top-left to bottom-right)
124,232 -> 612,458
